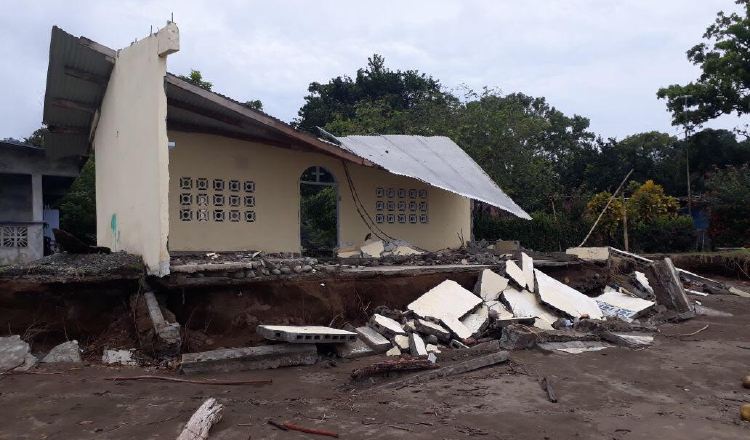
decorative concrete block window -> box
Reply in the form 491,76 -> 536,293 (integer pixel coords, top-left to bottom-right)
397,213 -> 407,223
244,210 -> 256,222
197,194 -> 209,207
196,178 -> 208,191
420,213 -> 429,223
229,195 -> 240,207
179,209 -> 192,222
409,214 -> 418,224
213,179 -> 225,191
229,180 -> 240,192
180,193 -> 192,206
398,201 -> 407,211
408,189 -> 417,198
213,210 -> 225,222
375,214 -> 385,223
386,201 -> 395,211
419,189 -> 428,198
0,226 -> 28,248
387,214 -> 395,223
180,177 -> 192,190
386,188 -> 395,198
375,201 -> 384,211
398,188 -> 406,198
197,209 -> 208,222
213,194 -> 225,207
244,181 -> 255,192
409,201 -> 417,211
229,210 -> 241,222
376,187 -> 384,198
244,195 -> 255,207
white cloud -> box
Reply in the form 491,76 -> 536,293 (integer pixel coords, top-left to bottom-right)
0,0 -> 744,139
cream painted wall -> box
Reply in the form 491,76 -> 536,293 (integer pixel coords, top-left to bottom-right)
167,131 -> 470,253
94,24 -> 178,275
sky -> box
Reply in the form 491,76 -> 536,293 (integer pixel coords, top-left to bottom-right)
0,0 -> 746,141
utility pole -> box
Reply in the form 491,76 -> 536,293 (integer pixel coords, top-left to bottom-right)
622,193 -> 629,252
677,94 -> 693,216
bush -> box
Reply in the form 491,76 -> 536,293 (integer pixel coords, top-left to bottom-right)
474,212 -> 591,252
706,165 -> 750,247
630,216 -> 696,253
59,157 -> 96,243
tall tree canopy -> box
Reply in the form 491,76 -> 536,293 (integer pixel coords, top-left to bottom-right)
657,0 -> 750,132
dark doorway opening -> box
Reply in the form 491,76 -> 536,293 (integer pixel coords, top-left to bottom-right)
300,166 -> 338,257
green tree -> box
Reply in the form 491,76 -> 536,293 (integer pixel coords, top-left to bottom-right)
657,0 -> 750,132
58,157 -> 96,243
178,69 -> 213,91
705,164 -> 750,246
243,99 -> 264,111
24,127 -> 48,147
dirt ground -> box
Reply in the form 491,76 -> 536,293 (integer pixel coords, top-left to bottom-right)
1,293 -> 749,439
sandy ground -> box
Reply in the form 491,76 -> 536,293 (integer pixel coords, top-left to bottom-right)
1,293 -> 749,440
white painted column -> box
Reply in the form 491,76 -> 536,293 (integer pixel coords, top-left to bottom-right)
31,173 -> 43,222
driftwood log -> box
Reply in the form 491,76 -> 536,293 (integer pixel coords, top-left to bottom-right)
351,357 -> 438,380
177,398 -> 224,440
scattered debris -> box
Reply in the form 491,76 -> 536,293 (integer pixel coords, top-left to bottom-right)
354,326 -> 391,353
41,340 -> 81,363
505,260 -> 526,289
52,228 -> 111,254
414,319 -> 451,342
385,346 -> 402,356
180,344 -> 318,374
257,325 -> 357,343
565,247 -> 609,261
106,375 -> 272,385
409,333 -> 428,356
537,341 -> 613,354
540,376 -> 558,403
177,397 -> 224,440
634,271 -> 654,296
131,291 -> 181,356
460,305 -> 490,338
407,280 -> 482,324
646,258 -> 692,313
499,324 -> 538,350
595,287 -> 655,322
661,324 -> 709,338
370,314 -> 406,337
502,287 -> 558,330
268,420 -> 339,438
336,338 -> 375,359
351,357 -> 438,380
102,349 -> 137,366
383,350 -> 509,388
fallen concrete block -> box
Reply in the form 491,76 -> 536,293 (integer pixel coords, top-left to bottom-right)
181,344 -> 318,374
355,326 -> 391,353
415,319 -> 451,342
566,247 -> 610,261
409,333 -> 428,356
486,300 -> 514,320
404,320 -> 417,332
460,305 -> 490,338
427,352 -> 437,364
41,340 -> 81,363
392,334 -> 410,351
505,260 -> 526,289
596,287 -> 655,322
502,287 -> 559,330
499,324 -> 538,350
102,349 -> 137,366
522,253 -> 535,292
370,314 -> 406,337
646,258 -> 692,313
534,269 -> 603,319
0,335 -> 36,372
336,339 -> 375,359
537,340 -> 612,354
360,239 -> 385,258
634,271 -> 654,296
599,331 -> 654,348
386,346 -> 401,356
441,316 -> 474,340
257,325 -> 357,344
425,344 -> 441,354
132,291 -> 181,357
407,280 -> 482,323
473,269 -> 508,301
393,244 -> 423,256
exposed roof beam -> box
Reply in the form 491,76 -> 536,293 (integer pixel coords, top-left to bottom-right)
165,74 -> 375,167
63,65 -> 109,85
50,98 -> 97,114
76,33 -> 117,62
167,98 -> 243,127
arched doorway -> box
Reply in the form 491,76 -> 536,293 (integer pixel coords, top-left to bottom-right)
299,166 -> 338,257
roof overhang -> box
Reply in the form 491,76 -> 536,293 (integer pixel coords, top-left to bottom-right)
42,26 -> 115,159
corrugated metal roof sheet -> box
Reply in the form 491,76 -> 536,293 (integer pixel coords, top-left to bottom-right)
336,135 -> 531,219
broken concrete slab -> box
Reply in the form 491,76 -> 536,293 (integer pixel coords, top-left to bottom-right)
566,247 -> 610,261
181,344 -> 318,374
336,339 -> 375,359
426,344 -> 441,354
133,291 -> 181,356
501,287 -> 558,330
355,326 -> 391,353
409,333 -> 428,356
102,349 -> 138,366
647,258 -> 691,313
41,340 -> 81,363
473,269 -> 509,301
392,334 -> 410,351
407,280 -> 482,322
486,300 -> 515,321
534,269 -> 603,320
596,287 -> 655,322
634,271 -> 654,296
414,319 -> 451,342
256,325 -> 357,344
0,335 -> 35,372
441,316 -> 474,340
599,332 -> 654,348
370,314 -> 406,337
392,244 -> 423,256
537,340 -> 613,354
522,253 -> 535,292
505,259 -> 526,289
460,305 -> 490,338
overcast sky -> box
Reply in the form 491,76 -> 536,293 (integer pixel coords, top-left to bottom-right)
0,0 -> 745,141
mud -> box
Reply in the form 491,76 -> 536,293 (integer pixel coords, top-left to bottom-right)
0,293 -> 748,439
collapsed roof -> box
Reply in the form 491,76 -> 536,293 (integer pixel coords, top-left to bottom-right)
42,26 -> 529,219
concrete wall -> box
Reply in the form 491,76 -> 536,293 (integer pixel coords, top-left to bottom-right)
167,131 -> 470,253
93,24 -> 178,275
0,174 -> 32,222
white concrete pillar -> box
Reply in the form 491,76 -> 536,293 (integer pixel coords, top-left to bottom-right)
31,173 -> 43,222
